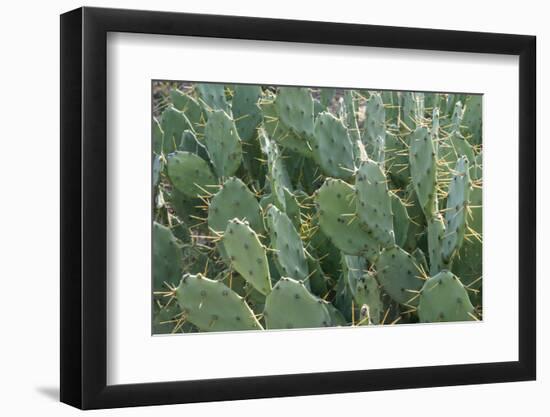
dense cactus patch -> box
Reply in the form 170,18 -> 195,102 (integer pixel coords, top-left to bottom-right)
152,82 -> 482,333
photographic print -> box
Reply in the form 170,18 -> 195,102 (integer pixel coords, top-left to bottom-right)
152,82 -> 482,334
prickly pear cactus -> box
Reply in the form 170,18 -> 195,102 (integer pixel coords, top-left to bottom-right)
354,272 -> 383,325
166,151 -> 216,198
409,126 -> 437,218
312,112 -> 355,179
160,106 -> 193,154
375,245 -> 425,306
176,273 -> 263,331
418,271 -> 476,323
153,222 -> 182,289
264,277 -> 332,329
152,82 -> 483,333
274,87 -> 315,137
441,156 -> 471,264
316,178 -> 379,260
203,110 -> 242,177
355,159 -> 395,247
266,205 -> 309,283
207,177 -> 264,234
222,219 -> 271,295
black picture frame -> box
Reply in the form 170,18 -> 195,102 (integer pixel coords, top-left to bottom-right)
60,6 -> 536,410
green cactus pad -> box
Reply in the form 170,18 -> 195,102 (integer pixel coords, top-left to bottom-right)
462,95 -> 482,145
441,156 -> 471,264
343,90 -> 361,142
266,205 -> 309,282
316,178 -> 379,259
203,110 -> 243,178
452,158 -> 481,297
263,277 -> 332,329
311,112 -> 355,179
418,271 -> 476,323
343,255 -> 367,299
363,93 -> 386,162
355,159 -> 395,247
354,272 -> 383,325
161,106 -> 194,154
261,99 -> 312,157
409,126 -> 437,218
385,132 -> 410,187
195,83 -> 231,115
427,213 -> 446,275
390,192 -> 410,248
274,87 -> 314,136
232,84 -> 263,142
170,88 -> 205,133
375,245 -> 424,306
401,92 -> 423,131
167,151 -> 217,198
261,136 -> 293,211
223,219 -> 271,295
176,273 -> 263,331
153,222 -> 182,289
439,131 -> 475,176
208,177 -> 264,234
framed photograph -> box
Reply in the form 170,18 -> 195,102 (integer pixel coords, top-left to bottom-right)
60,6 -> 536,410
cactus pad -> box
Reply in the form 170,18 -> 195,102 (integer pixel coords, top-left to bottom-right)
261,98 -> 312,157
170,88 -> 204,133
161,106 -> 194,154
354,272 -> 383,325
355,159 -> 395,247
208,177 -> 264,234
363,93 -> 386,162
316,178 -> 379,259
274,87 -> 314,136
167,151 -> 217,198
375,245 -> 424,306
203,110 -> 243,177
176,273 -> 263,331
153,222 -> 182,289
441,156 -> 471,263
266,205 -> 309,282
312,112 -> 355,179
264,277 -> 332,329
196,83 -> 231,114
418,271 -> 476,323
232,84 -> 263,142
409,126 -> 437,218
223,219 -> 271,295
391,192 -> 410,248
427,213 -> 446,275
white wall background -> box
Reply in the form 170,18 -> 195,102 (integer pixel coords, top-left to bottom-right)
0,0 -> 545,415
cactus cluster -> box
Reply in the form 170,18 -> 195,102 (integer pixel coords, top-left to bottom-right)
152,82 -> 482,333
